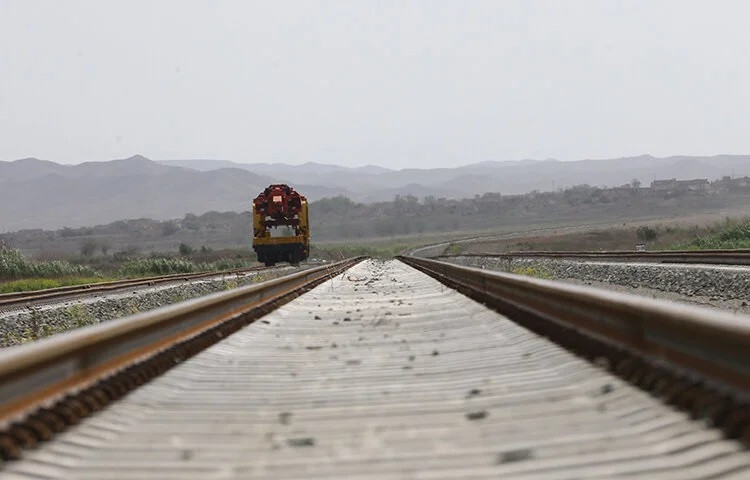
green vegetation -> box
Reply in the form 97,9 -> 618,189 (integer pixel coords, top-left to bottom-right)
0,246 -> 258,294
125,300 -> 141,315
0,247 -> 98,281
511,266 -> 553,280
118,257 -> 198,276
65,304 -> 97,329
0,306 -> 72,346
443,243 -> 464,255
2,328 -> 35,347
117,256 -> 256,278
669,218 -> 750,250
169,291 -> 187,303
636,226 -> 658,242
0,277 -> 111,294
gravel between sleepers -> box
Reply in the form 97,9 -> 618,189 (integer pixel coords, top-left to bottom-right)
440,256 -> 750,314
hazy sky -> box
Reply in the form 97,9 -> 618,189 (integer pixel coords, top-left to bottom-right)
1,1 -> 748,168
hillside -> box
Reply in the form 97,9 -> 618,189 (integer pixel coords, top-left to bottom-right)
0,156 -> 347,230
6,180 -> 750,258
161,154 -> 750,201
2,154 -> 750,230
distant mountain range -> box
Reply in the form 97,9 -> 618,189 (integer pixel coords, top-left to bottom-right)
2,154 -> 750,231
160,155 -> 750,201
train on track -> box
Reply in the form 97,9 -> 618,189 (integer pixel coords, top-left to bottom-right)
252,184 -> 310,266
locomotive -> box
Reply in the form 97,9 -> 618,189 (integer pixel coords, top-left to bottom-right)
252,184 -> 310,266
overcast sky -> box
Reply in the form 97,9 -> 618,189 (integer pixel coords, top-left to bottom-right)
1,1 -> 748,168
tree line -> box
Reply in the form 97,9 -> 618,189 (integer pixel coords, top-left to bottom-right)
0,182 -> 736,255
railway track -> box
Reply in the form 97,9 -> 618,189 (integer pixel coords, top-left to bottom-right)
434,249 -> 750,265
0,265 -> 275,311
0,256 -> 749,478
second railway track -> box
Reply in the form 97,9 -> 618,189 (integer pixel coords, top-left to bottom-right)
0,265 -> 280,312
434,249 -> 750,265
0,257 -> 748,478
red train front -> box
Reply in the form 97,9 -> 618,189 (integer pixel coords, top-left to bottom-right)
252,184 -> 305,228
252,184 -> 310,266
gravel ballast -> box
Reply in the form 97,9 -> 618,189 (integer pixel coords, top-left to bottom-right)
0,266 -> 307,347
440,256 -> 750,313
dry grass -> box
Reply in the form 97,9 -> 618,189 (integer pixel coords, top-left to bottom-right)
462,216 -> 750,253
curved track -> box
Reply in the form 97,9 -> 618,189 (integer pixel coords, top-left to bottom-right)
435,250 -> 750,265
2,259 -> 749,479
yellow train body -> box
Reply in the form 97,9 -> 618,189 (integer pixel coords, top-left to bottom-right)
252,197 -> 310,266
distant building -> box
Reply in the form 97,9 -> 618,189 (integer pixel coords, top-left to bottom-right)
676,179 -> 709,191
651,179 -> 677,191
650,178 -> 709,194
713,176 -> 732,193
605,185 -> 636,200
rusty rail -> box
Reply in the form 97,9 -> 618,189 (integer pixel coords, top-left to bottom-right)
435,249 -> 750,265
0,257 -> 364,459
398,256 -> 750,440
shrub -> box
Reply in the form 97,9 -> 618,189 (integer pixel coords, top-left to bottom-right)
682,219 -> 750,250
113,245 -> 140,261
80,239 -> 98,257
0,247 -> 98,281
117,256 -> 256,278
511,266 -> 553,280
118,258 -> 198,277
636,226 -> 658,242
443,243 -> 464,255
161,221 -> 180,236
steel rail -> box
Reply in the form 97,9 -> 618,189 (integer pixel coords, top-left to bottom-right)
0,265 -> 275,309
3,258 -> 749,478
0,257 -> 363,459
436,249 -> 750,265
398,256 -> 750,438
